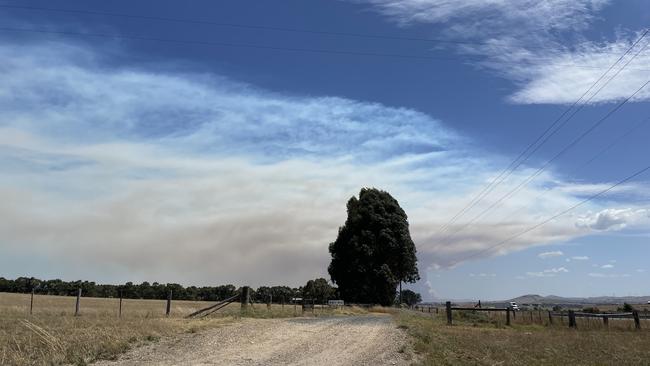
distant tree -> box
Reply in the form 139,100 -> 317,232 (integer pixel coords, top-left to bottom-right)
399,289 -> 422,306
619,303 -> 635,312
582,306 -> 600,314
328,188 -> 419,306
302,278 -> 335,303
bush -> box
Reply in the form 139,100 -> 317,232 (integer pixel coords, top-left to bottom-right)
582,307 -> 600,314
618,303 -> 635,312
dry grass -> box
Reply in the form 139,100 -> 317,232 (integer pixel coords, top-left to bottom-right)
0,292 -> 372,365
397,309 -> 650,366
0,292 -> 238,365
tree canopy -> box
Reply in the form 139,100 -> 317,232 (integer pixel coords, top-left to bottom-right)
399,289 -> 422,306
328,188 -> 419,306
302,278 -> 335,303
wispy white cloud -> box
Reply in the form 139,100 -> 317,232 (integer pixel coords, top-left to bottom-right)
588,273 -> 630,278
576,208 -> 650,231
601,264 -> 614,269
354,0 -> 650,104
526,267 -> 569,277
538,251 -> 564,259
1,41 -> 648,286
356,0 -> 607,30
571,256 -> 590,261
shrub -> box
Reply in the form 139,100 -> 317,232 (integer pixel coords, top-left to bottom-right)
582,307 -> 600,314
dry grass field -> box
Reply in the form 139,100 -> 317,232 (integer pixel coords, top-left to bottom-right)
6,291 -> 649,366
0,292 -> 367,365
397,309 -> 650,366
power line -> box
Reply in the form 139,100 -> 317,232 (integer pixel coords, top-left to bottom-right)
495,115 -> 650,224
443,77 -> 649,241
0,2 -> 640,56
448,163 -> 650,266
440,37 -> 650,239
2,26 -> 648,71
434,29 -> 649,236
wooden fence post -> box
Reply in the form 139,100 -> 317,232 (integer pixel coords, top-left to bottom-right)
446,301 -> 452,325
506,309 -> 511,326
30,289 -> 34,316
166,290 -> 172,316
74,288 -> 82,316
568,310 -> 576,328
633,311 -> 641,330
118,290 -> 123,318
529,311 -> 533,323
548,311 -> 553,325
603,315 -> 608,328
241,286 -> 250,310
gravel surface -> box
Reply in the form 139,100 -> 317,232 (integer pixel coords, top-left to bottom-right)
96,314 -> 412,366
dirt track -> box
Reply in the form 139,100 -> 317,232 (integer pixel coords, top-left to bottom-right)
96,314 -> 412,365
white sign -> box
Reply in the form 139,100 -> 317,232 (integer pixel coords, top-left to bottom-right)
328,300 -> 344,306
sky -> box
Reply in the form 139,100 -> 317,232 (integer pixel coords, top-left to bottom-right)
0,0 -> 649,301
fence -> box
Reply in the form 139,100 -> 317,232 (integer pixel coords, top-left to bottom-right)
411,302 -> 650,331
6,286 -> 347,319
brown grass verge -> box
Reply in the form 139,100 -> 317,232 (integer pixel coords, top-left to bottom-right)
0,292 -> 372,365
396,309 -> 650,366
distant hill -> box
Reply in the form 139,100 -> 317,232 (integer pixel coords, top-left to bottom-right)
508,294 -> 650,305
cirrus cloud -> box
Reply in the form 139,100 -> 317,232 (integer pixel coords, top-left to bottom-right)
1,40 -> 648,288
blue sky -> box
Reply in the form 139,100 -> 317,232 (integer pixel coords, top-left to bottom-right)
0,0 -> 649,300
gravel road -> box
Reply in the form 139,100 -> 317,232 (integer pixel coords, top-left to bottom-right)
96,314 -> 412,366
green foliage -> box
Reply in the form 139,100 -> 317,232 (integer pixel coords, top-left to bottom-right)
0,276 -> 298,303
254,286 -> 297,303
399,289 -> 422,306
302,278 -> 336,303
581,307 -> 600,314
618,303 -> 635,312
328,188 -> 419,306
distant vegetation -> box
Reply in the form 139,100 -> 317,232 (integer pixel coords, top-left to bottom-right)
328,188 -> 419,306
399,289 -> 422,306
0,276 -> 335,303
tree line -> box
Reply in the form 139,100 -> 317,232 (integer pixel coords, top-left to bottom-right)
0,276 -> 337,304
0,276 -> 422,306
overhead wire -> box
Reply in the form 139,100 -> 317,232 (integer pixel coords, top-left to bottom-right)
0,2 -> 644,56
438,39 -> 650,242
434,29 -> 649,236
495,115 -> 650,224
448,163 -> 650,266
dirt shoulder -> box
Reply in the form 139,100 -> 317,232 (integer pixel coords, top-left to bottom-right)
95,314 -> 412,366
